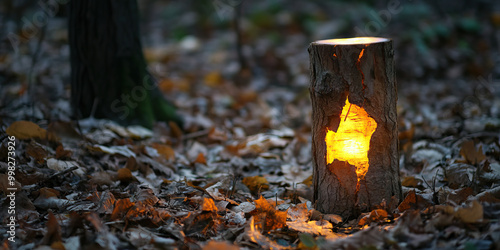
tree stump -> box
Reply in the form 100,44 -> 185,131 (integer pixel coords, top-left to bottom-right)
308,37 -> 402,218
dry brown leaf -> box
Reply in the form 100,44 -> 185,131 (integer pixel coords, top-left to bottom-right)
287,203 -> 310,222
203,241 -> 239,250
204,71 -> 224,87
151,143 -> 175,161
194,152 -> 207,165
90,172 -> 114,187
6,120 -> 47,140
50,241 -> 66,250
252,196 -> 287,232
26,141 -> 48,164
460,140 -> 486,165
358,209 -> 388,226
169,121 -> 183,139
116,168 -> 136,183
38,187 -> 60,199
455,200 -> 483,223
41,211 -> 62,246
242,176 -> 269,195
401,176 -> 422,188
397,190 -> 432,212
55,144 -> 72,160
301,175 -> 313,187
437,200 -> 484,223
208,127 -> 229,142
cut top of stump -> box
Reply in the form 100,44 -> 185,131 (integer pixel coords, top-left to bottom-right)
313,37 -> 389,45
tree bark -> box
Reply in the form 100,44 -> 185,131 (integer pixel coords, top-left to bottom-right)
308,38 -> 402,218
69,0 -> 182,128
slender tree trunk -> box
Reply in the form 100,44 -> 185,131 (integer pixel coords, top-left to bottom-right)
309,38 -> 402,218
69,0 -> 182,128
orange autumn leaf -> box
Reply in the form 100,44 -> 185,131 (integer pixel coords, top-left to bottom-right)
201,198 -> 218,212
194,152 -> 207,165
204,71 -> 224,87
116,168 -> 137,183
252,196 -> 287,232
397,190 -> 431,212
110,198 -> 134,221
203,241 -> 239,250
6,120 -> 48,140
152,143 -> 176,161
242,176 -> 269,195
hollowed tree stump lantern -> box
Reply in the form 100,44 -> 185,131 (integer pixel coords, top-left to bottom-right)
308,37 -> 402,218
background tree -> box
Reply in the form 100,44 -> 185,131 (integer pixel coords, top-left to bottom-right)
68,0 -> 182,128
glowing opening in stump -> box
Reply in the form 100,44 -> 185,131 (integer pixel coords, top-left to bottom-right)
325,97 -> 377,179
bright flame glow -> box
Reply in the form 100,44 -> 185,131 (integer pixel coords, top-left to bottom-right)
325,98 -> 377,179
316,37 -> 389,45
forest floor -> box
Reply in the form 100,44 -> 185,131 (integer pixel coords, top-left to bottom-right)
1,1 -> 500,249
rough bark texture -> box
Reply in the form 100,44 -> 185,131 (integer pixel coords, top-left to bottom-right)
69,0 -> 182,128
308,39 -> 402,218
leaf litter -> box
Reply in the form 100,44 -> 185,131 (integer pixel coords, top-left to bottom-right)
1,1 -> 500,249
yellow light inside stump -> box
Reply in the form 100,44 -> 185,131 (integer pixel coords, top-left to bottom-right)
316,37 -> 389,45
325,98 -> 377,179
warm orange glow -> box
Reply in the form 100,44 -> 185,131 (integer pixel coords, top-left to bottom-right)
325,98 -> 377,178
316,37 -> 389,45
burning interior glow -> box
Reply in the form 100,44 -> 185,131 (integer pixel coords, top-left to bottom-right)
315,37 -> 389,45
325,98 -> 377,179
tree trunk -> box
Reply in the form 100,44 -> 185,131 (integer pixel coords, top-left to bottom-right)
308,38 -> 402,219
68,0 -> 182,128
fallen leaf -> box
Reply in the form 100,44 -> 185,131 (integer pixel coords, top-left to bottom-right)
203,241 -> 239,250
90,172 -> 114,187
287,220 -> 338,238
204,71 -> 224,87
6,120 -> 47,140
151,143 -> 175,161
301,175 -> 313,187
244,217 -> 290,249
55,145 -> 72,160
46,158 -> 85,176
90,145 -> 136,158
116,168 -> 137,183
194,152 -> 207,165
252,196 -> 287,232
398,190 -> 432,212
110,198 -> 134,221
26,141 -> 48,164
358,209 -> 388,226
402,176 -> 422,188
41,211 -> 62,246
201,198 -> 218,212
126,125 -> 153,139
242,176 -> 269,195
455,200 -> 483,223
460,140 -> 486,165
287,203 -> 310,222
